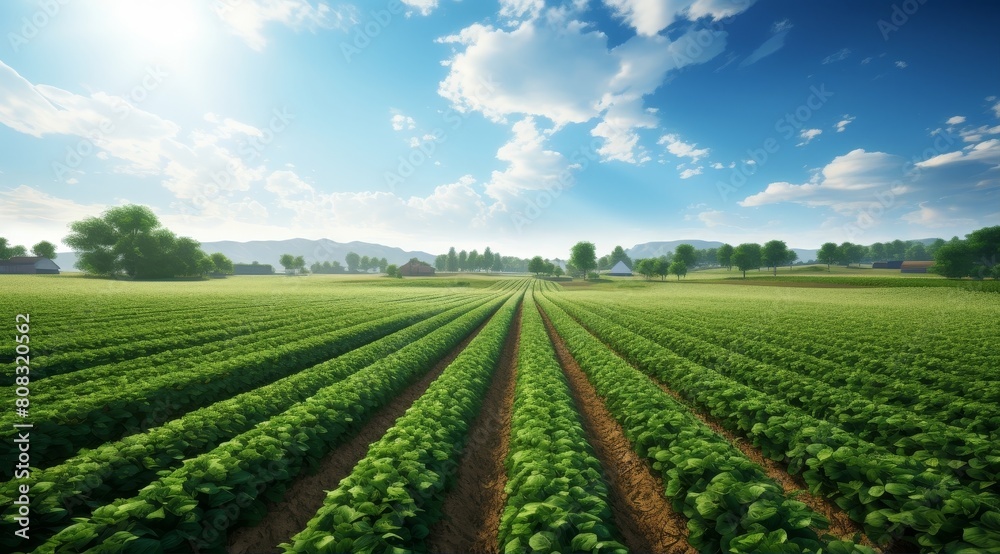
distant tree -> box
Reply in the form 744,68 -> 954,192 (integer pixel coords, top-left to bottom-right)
654,257 -> 669,281
905,242 -> 929,261
467,250 -> 480,272
483,247 -> 495,273
279,254 -> 295,273
360,255 -> 371,272
9,245 -> 27,257
731,243 -> 762,279
817,242 -> 839,269
570,241 -> 597,280
378,257 -> 388,273
762,240 -> 790,276
210,252 -> 233,274
492,255 -> 504,273
345,252 -> 360,272
446,247 -> 459,272
634,259 -> 655,280
0,238 -> 9,259
294,255 -> 306,274
669,261 -> 687,280
597,255 -> 611,271
434,254 -> 446,271
931,240 -> 975,279
889,239 -> 907,260
31,240 -> 57,259
926,238 -> 946,258
553,265 -> 563,277
528,256 -> 546,276
717,243 -> 734,270
458,250 -> 468,271
966,226 -> 1000,275
870,242 -> 886,261
609,245 -> 632,269
784,250 -> 798,268
673,244 -> 697,268
837,242 -> 864,267
385,264 -> 400,278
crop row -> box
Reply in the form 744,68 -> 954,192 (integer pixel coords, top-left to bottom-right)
572,298 -> 998,486
535,295 -> 870,553
283,292 -> 522,552
496,292 -> 624,554
34,290 -> 516,553
0,295 -> 496,549
544,293 -> 1000,552
0,302 -> 461,469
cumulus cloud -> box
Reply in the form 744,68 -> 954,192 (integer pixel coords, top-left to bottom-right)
401,0 -> 438,16
946,115 -> 966,126
915,139 -> 1000,168
679,167 -> 703,179
658,133 -> 710,162
603,0 -> 756,36
213,0 -> 359,51
895,60 -> 908,69
391,114 -> 416,131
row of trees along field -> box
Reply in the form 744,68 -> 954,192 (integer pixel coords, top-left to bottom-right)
64,205 -> 233,278
0,238 -> 58,260
433,246 -> 531,273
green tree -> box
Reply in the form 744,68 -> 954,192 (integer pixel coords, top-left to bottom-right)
890,239 -> 907,260
491,254 -> 503,273
345,252 -> 360,272
926,238 -> 946,258
528,256 -> 546,276
279,254 -> 295,273
731,243 -> 761,279
966,225 -> 1000,277
385,264 -> 400,278
210,253 -> 233,274
483,246 -> 494,273
434,254 -> 447,271
597,255 -> 611,271
905,242 -> 929,261
360,255 -> 371,272
817,242 -> 839,269
9,245 -> 27,257
446,247 -> 459,272
784,249 -> 798,268
931,240 -> 975,279
609,245 -> 632,268
570,241 -> 597,280
762,240 -> 790,276
378,257 -> 388,273
294,256 -> 306,274
870,242 -> 886,261
669,261 -> 687,280
458,250 -> 468,271
634,258 -> 655,280
553,265 -> 563,277
673,244 -> 697,268
31,240 -> 57,259
717,243 -> 734,270
467,250 -> 480,272
838,242 -> 863,267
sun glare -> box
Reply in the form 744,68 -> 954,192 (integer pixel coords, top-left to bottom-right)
102,0 -> 206,65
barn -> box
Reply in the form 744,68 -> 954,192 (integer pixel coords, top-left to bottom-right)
871,262 -> 889,269
608,260 -> 633,276
901,260 -> 934,274
399,259 -> 435,276
0,257 -> 60,275
886,260 -> 904,269
233,263 -> 275,275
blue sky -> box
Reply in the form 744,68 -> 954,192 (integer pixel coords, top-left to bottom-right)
1,0 -> 998,259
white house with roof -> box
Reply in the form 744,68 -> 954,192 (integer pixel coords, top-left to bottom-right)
608,260 -> 632,276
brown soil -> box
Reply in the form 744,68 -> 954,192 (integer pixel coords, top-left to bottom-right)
424,302 -> 522,554
650,382 -> 881,551
539,306 -> 696,554
226,315 -> 494,554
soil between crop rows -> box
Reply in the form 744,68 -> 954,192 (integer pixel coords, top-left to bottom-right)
424,301 -> 522,554
226,314 -> 496,554
539,305 -> 696,554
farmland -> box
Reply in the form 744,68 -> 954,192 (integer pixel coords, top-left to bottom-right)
1,274 -> 998,553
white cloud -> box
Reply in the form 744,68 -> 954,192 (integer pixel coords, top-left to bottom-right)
401,0 -> 438,17
499,0 -> 544,21
0,186 -> 108,248
484,117 -> 577,212
861,56 -> 872,64
895,60 -> 908,69
992,100 -> 1000,118
900,202 -> 977,229
214,0 -> 359,51
603,0 -> 755,37
740,149 -> 908,212
438,17 -> 729,163
658,133 -> 710,162
835,115 -> 855,132
391,114 -> 416,131
679,167 -> 703,179
822,48 -> 851,64
946,115 -> 966,126
796,128 -> 822,146
915,139 -> 1000,169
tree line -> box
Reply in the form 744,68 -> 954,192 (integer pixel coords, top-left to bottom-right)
0,238 -> 58,260
433,246 -> 530,273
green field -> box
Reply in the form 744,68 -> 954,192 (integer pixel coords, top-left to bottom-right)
1,274 -> 998,553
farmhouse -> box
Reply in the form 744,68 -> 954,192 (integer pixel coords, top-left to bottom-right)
233,263 -> 275,275
0,257 -> 60,275
608,260 -> 633,276
399,259 -> 435,276
901,260 -> 934,274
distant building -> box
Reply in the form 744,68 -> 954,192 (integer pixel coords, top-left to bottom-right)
608,260 -> 633,276
901,260 -> 934,274
399,259 -> 435,276
886,260 -> 904,269
0,257 -> 60,275
871,262 -> 889,269
233,262 -> 275,275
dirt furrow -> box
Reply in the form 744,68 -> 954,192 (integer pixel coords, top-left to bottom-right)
424,302 -> 522,554
651,380 -> 881,551
539,307 -> 695,554
226,315 -> 495,554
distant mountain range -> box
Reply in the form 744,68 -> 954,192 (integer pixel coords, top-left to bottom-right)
55,238 -> 436,272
